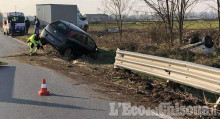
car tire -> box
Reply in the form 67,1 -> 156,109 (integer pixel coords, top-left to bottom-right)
203,36 -> 213,48
89,53 -> 99,60
63,48 -> 72,60
63,48 -> 78,61
20,31 -> 24,36
80,55 -> 95,64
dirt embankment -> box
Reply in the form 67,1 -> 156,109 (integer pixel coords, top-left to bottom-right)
6,50 -> 219,116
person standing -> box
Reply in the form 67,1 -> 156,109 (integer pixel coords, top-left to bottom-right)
24,17 -> 30,35
11,18 -> 15,36
34,16 -> 40,34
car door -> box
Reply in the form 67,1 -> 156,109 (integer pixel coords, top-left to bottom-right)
71,33 -> 96,54
71,33 -> 89,54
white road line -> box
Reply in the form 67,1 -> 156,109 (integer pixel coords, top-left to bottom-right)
0,32 -> 27,46
12,38 -> 27,46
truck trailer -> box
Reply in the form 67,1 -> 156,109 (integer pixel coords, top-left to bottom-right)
36,4 -> 89,31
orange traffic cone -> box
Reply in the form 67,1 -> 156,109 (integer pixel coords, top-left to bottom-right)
38,78 -> 50,96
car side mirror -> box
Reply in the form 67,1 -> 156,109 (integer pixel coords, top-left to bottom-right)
80,17 -> 86,21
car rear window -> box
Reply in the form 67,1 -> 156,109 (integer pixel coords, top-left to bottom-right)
51,21 -> 70,35
63,21 -> 82,32
8,16 -> 25,23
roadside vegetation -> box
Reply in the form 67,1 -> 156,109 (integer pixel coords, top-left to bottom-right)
1,0 -> 220,117
7,20 -> 220,112
89,21 -> 220,67
2,18 -> 220,117
90,21 -> 220,30
88,20 -> 220,108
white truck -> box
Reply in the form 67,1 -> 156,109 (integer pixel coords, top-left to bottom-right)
2,12 -> 25,36
36,4 -> 89,31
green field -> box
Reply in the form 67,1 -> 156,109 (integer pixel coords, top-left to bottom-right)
183,20 -> 219,29
90,21 -> 219,30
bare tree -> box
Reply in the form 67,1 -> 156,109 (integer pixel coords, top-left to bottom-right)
102,0 -> 135,40
175,0 -> 198,45
217,0 -> 220,47
144,0 -> 198,45
208,0 -> 220,47
143,0 -> 176,45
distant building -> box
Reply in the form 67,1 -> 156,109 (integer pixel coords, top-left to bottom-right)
85,14 -> 109,21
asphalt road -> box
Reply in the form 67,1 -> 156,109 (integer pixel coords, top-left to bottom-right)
0,34 -> 26,57
0,32 -> 164,119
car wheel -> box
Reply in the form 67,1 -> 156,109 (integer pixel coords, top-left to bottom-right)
63,48 -> 78,61
64,48 -> 72,56
203,36 -> 213,48
89,53 -> 99,60
20,31 -> 24,36
80,55 -> 95,64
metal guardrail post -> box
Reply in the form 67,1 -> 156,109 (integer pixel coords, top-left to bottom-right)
114,48 -> 122,69
214,97 -> 220,108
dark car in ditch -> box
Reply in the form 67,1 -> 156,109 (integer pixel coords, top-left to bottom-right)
40,20 -> 99,60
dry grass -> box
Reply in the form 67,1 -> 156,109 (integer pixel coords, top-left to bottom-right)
10,23 -> 220,106
88,25 -> 220,67
87,27 -> 220,106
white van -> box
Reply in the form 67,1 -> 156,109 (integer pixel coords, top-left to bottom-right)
2,12 -> 25,36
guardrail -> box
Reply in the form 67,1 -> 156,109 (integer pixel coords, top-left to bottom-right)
114,48 -> 220,96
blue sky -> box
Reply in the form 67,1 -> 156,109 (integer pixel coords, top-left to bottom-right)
0,0 -> 217,16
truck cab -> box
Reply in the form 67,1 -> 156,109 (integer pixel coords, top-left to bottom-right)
77,8 -> 89,31
2,12 -> 25,36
